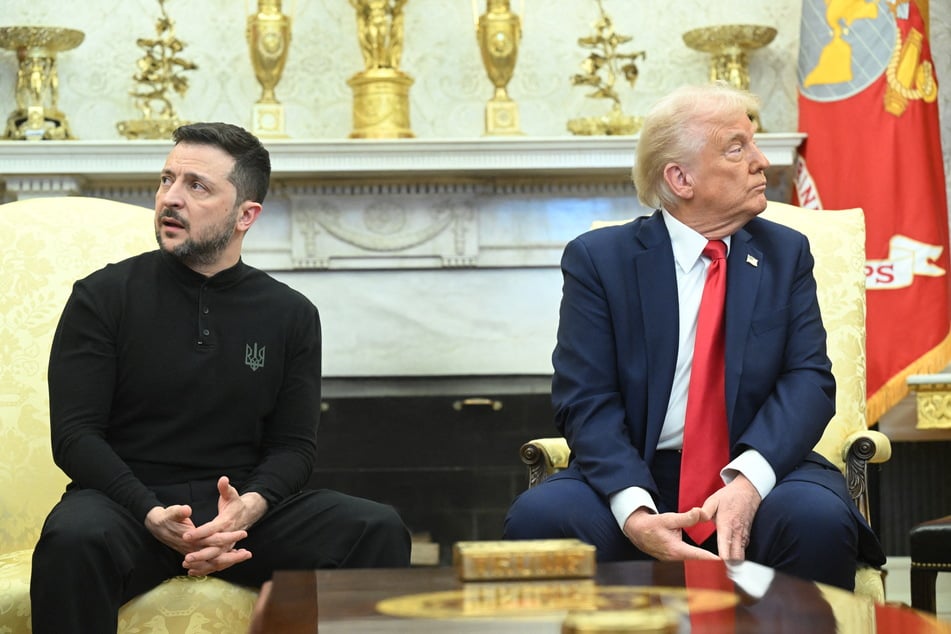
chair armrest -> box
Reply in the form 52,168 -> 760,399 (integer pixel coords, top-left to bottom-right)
841,429 -> 892,527
842,429 -> 892,465
520,437 -> 570,489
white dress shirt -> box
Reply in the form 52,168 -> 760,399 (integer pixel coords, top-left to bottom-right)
609,210 -> 776,529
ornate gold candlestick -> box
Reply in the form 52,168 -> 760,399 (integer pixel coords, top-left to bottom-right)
0,26 -> 84,140
347,0 -> 414,139
682,24 -> 776,130
247,0 -> 292,138
117,0 -> 197,140
567,0 -> 645,136
475,0 -> 523,136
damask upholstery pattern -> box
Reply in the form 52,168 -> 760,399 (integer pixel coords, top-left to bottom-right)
0,197 -> 256,633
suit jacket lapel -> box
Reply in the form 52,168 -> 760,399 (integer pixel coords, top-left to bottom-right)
725,226 -> 763,435
634,212 -> 679,452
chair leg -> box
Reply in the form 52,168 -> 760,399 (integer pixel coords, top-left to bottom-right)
910,568 -> 938,614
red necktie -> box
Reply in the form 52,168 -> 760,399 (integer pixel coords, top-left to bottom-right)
679,240 -> 730,545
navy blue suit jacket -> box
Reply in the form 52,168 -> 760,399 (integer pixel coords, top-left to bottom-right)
551,210 -> 836,501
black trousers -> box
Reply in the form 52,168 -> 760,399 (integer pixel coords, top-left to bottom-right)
30,485 -> 411,633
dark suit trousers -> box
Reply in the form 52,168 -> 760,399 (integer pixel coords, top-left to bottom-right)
504,451 -> 867,591
30,485 -> 411,634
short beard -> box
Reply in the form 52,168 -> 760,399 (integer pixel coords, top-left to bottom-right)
156,206 -> 239,268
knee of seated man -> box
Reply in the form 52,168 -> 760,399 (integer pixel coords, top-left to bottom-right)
503,486 -> 562,539
758,480 -> 857,547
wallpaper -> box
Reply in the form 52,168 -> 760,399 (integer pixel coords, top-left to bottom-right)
1,0 -> 949,198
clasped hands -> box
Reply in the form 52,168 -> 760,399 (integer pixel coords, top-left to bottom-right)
144,475 -> 268,576
623,474 -> 761,562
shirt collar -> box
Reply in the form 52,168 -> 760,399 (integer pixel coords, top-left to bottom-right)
661,208 -> 732,273
158,249 -> 248,288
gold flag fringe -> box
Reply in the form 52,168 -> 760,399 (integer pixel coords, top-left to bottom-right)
866,327 -> 951,425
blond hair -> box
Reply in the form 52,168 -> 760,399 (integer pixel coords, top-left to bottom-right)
633,82 -> 761,209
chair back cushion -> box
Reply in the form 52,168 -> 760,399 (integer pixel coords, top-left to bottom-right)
0,196 -> 155,553
760,201 -> 867,471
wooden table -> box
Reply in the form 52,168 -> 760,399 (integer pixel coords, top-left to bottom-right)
251,560 -> 951,633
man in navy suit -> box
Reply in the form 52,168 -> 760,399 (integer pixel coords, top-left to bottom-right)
503,82 -> 884,590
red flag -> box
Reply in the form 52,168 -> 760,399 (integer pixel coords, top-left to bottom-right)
795,0 -> 951,424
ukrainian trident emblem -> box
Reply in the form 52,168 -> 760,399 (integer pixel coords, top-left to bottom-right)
245,342 -> 266,371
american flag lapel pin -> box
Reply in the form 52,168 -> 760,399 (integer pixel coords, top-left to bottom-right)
746,254 -> 759,267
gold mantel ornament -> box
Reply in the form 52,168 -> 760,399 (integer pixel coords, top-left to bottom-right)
247,0 -> 292,138
347,0 -> 414,139
682,24 -> 776,130
567,0 -> 645,136
0,26 -> 84,140
474,0 -> 523,136
116,0 -> 198,140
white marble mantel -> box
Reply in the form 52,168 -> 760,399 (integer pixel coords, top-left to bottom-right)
0,134 -> 803,378
0,133 -> 804,184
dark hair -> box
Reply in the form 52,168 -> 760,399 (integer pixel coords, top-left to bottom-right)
172,122 -> 271,204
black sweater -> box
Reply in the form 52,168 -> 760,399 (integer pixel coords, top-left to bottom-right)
48,250 -> 322,522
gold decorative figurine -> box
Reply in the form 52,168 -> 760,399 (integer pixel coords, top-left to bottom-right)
347,0 -> 414,139
117,0 -> 198,140
682,24 -> 776,130
567,0 -> 645,136
474,0 -> 523,136
247,0 -> 292,138
0,26 -> 84,140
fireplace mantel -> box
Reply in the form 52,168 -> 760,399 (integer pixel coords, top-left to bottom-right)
0,133 -> 804,196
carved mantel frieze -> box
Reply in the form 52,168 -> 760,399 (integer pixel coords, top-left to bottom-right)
288,183 -> 480,270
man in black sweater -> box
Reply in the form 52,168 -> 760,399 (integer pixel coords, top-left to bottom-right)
31,122 -> 411,632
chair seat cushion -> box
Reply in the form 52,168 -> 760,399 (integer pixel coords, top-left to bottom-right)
0,548 -> 258,633
910,515 -> 951,567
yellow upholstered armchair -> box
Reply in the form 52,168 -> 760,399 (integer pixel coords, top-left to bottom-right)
0,197 -> 257,633
520,201 -> 892,600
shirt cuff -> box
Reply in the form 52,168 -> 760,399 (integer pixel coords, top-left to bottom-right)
609,486 -> 658,530
722,449 -> 776,501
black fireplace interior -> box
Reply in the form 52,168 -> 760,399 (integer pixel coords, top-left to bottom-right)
307,375 -> 557,565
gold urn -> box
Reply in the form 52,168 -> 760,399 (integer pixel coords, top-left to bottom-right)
247,0 -> 292,137
0,26 -> 84,140
475,0 -> 523,136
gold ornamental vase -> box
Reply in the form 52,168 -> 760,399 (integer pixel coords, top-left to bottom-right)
0,26 -> 84,140
682,24 -> 776,130
247,0 -> 292,138
348,0 -> 414,139
475,0 -> 523,136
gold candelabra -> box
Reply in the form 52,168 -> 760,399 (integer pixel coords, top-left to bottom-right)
682,24 -> 776,130
0,26 -> 84,140
567,0 -> 645,136
116,0 -> 198,140
474,0 -> 523,136
247,0 -> 292,137
347,0 -> 414,139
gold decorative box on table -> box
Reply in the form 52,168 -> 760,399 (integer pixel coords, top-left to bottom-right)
453,538 -> 596,581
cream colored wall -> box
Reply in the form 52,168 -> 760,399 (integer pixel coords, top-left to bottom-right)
1,0 -> 949,199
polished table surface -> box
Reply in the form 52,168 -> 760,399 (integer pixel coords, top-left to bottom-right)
258,560 -> 951,633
